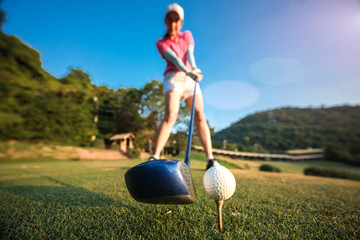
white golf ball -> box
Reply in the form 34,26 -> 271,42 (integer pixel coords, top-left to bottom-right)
203,165 -> 236,200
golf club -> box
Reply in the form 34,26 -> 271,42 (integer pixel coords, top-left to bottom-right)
124,76 -> 199,204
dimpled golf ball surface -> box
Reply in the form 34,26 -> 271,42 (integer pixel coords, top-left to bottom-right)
203,165 -> 236,200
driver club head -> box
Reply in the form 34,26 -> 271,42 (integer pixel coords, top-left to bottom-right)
125,159 -> 197,204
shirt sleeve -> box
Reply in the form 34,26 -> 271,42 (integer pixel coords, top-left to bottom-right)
156,38 -> 169,58
184,31 -> 195,48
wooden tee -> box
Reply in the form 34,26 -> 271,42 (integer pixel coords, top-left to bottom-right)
215,200 -> 224,232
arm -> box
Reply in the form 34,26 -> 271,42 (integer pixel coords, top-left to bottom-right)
187,45 -> 197,70
187,45 -> 203,81
164,49 -> 199,81
163,49 -> 189,73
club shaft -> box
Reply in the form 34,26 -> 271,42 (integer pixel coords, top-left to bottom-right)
184,81 -> 197,168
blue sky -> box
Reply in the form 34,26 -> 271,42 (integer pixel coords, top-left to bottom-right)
3,0 -> 360,131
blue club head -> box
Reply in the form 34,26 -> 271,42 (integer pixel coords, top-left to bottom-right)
125,159 -> 197,204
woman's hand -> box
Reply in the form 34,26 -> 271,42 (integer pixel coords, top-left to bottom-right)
192,68 -> 203,81
187,68 -> 203,82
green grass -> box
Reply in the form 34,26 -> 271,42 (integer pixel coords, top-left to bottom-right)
1,155 -> 359,239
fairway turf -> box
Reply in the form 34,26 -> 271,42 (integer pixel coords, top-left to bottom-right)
0,156 -> 359,239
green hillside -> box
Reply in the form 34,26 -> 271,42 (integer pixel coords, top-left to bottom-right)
212,106 -> 360,164
0,31 -> 96,144
0,31 -> 166,147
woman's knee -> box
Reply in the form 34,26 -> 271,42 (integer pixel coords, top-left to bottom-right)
164,111 -> 178,125
195,110 -> 206,123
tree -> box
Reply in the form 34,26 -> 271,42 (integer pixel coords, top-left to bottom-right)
0,1 -> 6,30
139,79 -> 164,117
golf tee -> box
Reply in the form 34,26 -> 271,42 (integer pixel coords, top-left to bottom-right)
215,200 -> 223,232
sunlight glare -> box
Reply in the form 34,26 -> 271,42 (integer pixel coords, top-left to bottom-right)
203,80 -> 259,110
249,57 -> 306,85
351,15 -> 360,31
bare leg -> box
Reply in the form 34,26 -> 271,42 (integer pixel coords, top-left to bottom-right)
153,90 -> 182,157
185,94 -> 213,158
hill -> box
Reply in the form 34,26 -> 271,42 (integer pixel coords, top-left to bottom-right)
0,30 -> 166,149
0,31 -> 96,144
212,106 -> 360,161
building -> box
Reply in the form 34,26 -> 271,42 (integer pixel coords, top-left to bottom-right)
109,133 -> 135,153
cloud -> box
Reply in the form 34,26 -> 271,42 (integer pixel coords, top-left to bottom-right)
249,57 -> 306,85
203,80 -> 259,110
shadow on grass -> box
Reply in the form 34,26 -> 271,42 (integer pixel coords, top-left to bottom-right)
1,176 -> 115,207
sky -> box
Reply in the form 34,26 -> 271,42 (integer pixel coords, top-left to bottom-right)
2,0 -> 360,132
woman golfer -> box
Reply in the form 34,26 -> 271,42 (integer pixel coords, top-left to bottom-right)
150,3 -> 218,170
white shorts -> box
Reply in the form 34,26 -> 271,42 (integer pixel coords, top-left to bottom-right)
163,71 -> 202,99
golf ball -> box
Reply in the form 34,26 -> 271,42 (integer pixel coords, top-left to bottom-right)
203,165 -> 236,200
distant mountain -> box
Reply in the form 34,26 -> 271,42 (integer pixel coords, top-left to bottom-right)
212,106 -> 360,153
